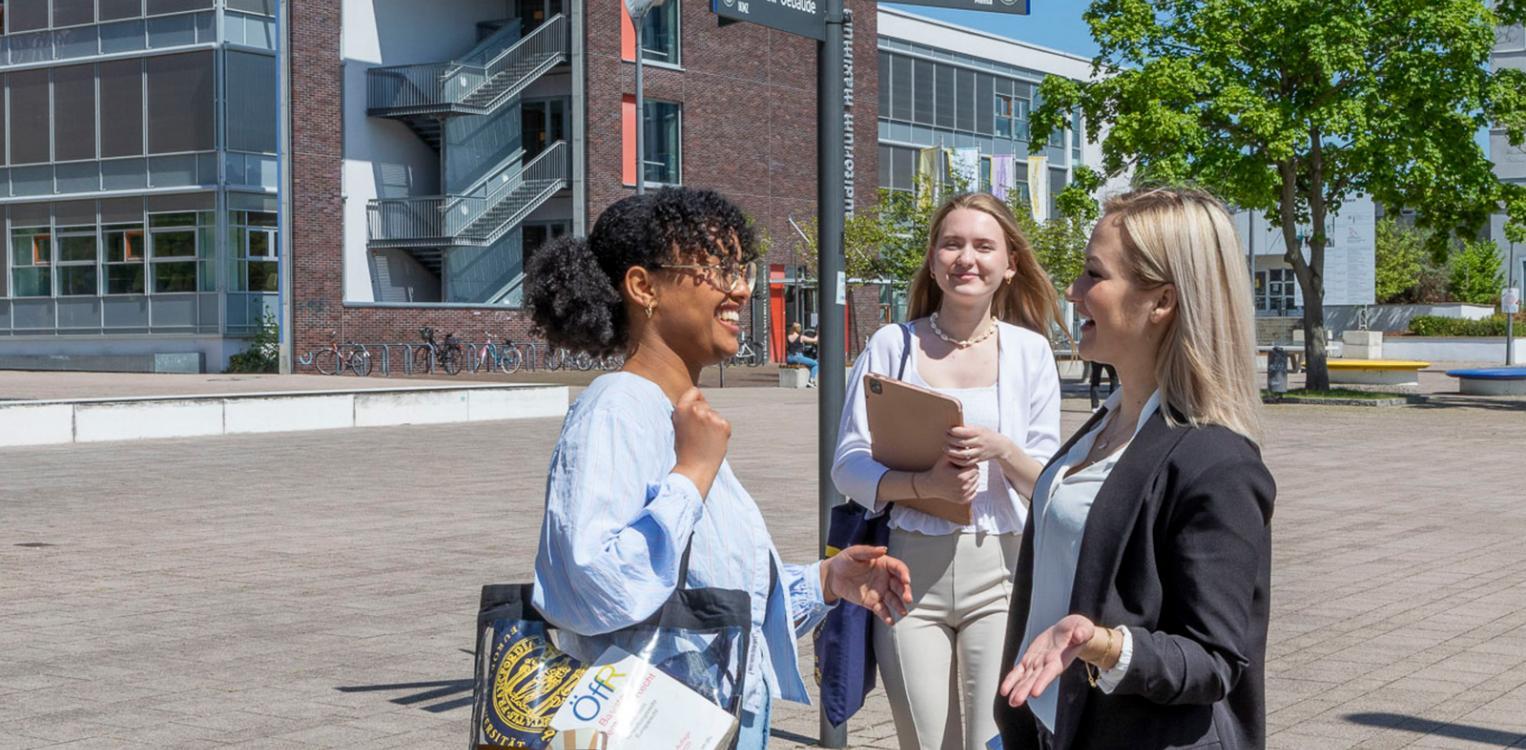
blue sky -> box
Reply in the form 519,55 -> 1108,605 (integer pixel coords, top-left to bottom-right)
881,2 -> 1100,59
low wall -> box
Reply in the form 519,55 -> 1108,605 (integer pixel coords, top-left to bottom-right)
0,383 -> 569,448
1381,337 -> 1526,363
1326,303 -> 1495,334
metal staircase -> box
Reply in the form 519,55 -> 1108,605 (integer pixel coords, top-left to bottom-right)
365,141 -> 569,275
366,14 -> 569,151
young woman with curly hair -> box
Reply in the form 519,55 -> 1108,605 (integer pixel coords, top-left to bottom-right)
526,187 -> 913,748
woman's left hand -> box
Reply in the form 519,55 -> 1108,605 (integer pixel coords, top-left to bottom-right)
823,545 -> 913,625
947,425 -> 1015,467
999,614 -> 1096,707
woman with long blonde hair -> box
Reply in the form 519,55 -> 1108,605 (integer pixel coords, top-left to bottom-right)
996,187 -> 1273,750
833,193 -> 1065,749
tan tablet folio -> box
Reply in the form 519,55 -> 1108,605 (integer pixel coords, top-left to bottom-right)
864,373 -> 964,472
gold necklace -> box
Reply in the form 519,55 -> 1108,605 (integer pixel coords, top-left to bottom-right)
929,312 -> 997,349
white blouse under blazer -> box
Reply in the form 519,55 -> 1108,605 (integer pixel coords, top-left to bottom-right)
831,320 -> 1063,536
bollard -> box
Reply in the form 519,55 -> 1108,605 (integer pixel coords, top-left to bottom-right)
1268,346 -> 1289,395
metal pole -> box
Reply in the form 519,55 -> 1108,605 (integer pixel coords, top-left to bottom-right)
817,0 -> 847,744
1509,242 -> 1517,366
634,15 -> 645,195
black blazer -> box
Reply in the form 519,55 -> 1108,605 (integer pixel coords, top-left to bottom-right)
994,407 -> 1275,750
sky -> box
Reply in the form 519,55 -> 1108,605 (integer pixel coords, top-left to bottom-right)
880,2 -> 1100,59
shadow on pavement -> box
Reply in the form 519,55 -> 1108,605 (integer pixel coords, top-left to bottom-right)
335,678 -> 474,713
1344,712 -> 1526,745
1411,394 -> 1526,413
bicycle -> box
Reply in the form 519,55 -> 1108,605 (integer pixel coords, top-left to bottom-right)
306,334 -> 372,376
732,336 -> 767,367
419,326 -> 464,375
469,332 -> 523,374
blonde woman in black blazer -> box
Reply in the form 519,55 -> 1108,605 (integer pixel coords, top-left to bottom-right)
994,188 -> 1275,750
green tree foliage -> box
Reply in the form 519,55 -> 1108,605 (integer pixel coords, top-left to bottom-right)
1448,239 -> 1504,305
226,312 -> 279,373
1374,218 -> 1429,303
1032,0 -> 1526,388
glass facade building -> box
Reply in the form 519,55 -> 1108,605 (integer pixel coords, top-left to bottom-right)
0,0 -> 280,368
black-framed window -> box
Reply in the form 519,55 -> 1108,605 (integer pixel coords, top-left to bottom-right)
149,211 -> 199,292
640,0 -> 679,65
55,226 -> 99,296
10,226 -> 52,297
643,100 -> 680,186
878,144 -> 916,193
104,222 -> 147,294
522,98 -> 566,160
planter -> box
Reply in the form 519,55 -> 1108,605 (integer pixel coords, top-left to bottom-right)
779,366 -> 809,389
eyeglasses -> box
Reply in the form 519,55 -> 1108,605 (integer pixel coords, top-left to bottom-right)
654,261 -> 758,293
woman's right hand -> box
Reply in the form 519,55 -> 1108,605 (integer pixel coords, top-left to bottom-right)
672,387 -> 730,498
911,457 -> 978,524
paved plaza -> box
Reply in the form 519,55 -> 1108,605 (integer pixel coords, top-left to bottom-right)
3,384 -> 1526,748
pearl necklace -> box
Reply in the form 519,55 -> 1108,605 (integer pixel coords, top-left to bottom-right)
929,312 -> 997,349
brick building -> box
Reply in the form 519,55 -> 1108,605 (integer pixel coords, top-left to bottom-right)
289,0 -> 881,370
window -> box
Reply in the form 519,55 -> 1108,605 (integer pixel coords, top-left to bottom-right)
147,0 -> 211,14
225,51 -> 277,153
56,226 -> 98,296
11,227 -> 52,297
104,222 -> 147,294
100,59 -> 145,157
53,0 -> 96,26
54,64 -> 97,162
100,0 -> 145,20
913,59 -> 934,126
934,64 -> 956,129
878,144 -> 916,193
890,55 -> 912,122
980,156 -> 992,194
522,98 -> 566,160
9,69 -> 51,165
643,100 -> 680,186
522,222 -> 569,277
994,94 -> 1014,138
230,210 -> 277,292
640,0 -> 679,66
8,0 -> 48,32
1256,269 -> 1297,314
147,51 -> 215,154
149,211 -> 198,292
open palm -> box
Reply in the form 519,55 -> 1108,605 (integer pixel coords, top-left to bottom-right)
825,545 -> 913,625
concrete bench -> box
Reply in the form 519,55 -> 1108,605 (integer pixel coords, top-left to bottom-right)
1445,367 -> 1526,396
1327,359 -> 1430,387
779,365 -> 810,388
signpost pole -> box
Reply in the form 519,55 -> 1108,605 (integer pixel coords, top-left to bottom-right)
1508,242 -> 1517,366
817,0 -> 847,744
634,15 -> 645,195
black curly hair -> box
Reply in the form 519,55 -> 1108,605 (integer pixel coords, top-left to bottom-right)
524,187 -> 760,357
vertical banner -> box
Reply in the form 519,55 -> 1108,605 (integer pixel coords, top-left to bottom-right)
991,155 -> 1015,201
842,11 -> 855,219
951,147 -> 980,190
918,147 -> 941,200
1027,155 -> 1049,222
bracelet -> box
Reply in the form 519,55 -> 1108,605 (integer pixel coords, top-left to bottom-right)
909,472 -> 923,499
1085,626 -> 1119,688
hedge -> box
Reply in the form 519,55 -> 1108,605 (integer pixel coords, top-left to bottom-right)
1407,314 -> 1526,337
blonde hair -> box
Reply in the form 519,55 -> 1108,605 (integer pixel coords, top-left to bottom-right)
907,193 -> 1065,338
1104,187 -> 1263,443
790,322 -> 802,334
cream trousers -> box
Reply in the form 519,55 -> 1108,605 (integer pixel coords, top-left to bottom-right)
875,528 -> 1020,750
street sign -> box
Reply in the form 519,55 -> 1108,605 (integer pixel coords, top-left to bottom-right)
892,0 -> 1029,14
1504,287 -> 1521,314
711,0 -> 826,40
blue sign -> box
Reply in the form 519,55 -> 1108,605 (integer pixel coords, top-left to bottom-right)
711,0 -> 826,41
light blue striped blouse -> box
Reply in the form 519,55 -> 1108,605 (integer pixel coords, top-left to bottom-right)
532,373 -> 833,715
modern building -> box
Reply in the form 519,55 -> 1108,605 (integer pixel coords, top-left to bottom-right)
1492,23 -> 1526,292
288,0 -> 881,369
0,0 -> 281,372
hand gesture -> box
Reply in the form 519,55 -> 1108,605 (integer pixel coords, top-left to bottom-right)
947,425 -> 1015,467
912,457 -> 978,524
672,388 -> 730,497
999,614 -> 1096,707
824,545 -> 913,625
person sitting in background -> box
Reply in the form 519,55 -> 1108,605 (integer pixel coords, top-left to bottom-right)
786,322 -> 820,386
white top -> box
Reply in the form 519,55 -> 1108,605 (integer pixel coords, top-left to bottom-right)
831,321 -> 1063,537
901,368 -> 1019,534
1017,388 -> 1160,731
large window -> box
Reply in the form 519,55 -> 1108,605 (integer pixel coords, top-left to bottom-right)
522,98 -> 566,160
643,100 -> 681,186
100,59 -> 145,158
55,64 -> 97,162
11,227 -> 52,297
1256,269 -> 1297,314
56,226 -> 99,295
878,144 -> 916,193
104,222 -> 147,294
149,211 -> 200,292
10,69 -> 51,164
226,51 -> 277,154
639,0 -> 679,65
147,51 -> 215,154
230,210 -> 277,292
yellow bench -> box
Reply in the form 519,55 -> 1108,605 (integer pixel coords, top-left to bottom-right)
1327,359 -> 1430,387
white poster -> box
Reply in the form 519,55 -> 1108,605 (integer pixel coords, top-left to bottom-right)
951,148 -> 980,190
1318,194 -> 1376,306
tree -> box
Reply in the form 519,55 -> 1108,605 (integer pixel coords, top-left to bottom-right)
1374,218 -> 1428,303
1032,0 -> 1526,389
1449,239 -> 1504,304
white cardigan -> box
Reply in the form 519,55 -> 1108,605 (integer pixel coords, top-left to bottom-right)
830,320 -> 1063,534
